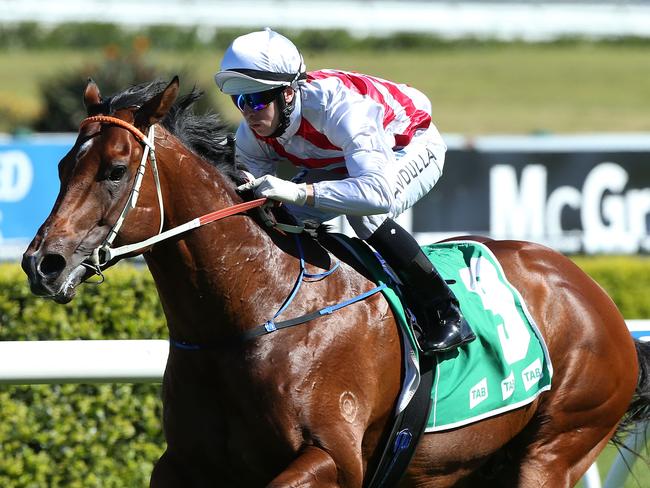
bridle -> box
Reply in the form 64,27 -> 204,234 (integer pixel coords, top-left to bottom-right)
77,115 -> 266,270
79,115 -> 163,268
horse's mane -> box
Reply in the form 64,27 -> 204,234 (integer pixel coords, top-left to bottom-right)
100,80 -> 321,234
100,79 -> 243,182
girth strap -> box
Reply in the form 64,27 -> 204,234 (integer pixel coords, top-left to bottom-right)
365,355 -> 434,488
241,282 -> 387,341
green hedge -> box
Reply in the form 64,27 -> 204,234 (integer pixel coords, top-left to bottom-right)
1,255 -> 649,486
572,255 -> 650,319
0,263 -> 166,487
2,22 -> 650,52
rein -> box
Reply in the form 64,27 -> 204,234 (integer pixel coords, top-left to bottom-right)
78,115 -> 385,349
78,115 -> 267,267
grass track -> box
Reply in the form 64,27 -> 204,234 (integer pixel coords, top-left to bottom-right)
0,43 -> 649,134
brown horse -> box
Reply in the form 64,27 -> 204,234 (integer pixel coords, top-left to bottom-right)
22,78 -> 650,487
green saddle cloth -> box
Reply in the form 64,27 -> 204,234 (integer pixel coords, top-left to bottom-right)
338,236 -> 553,432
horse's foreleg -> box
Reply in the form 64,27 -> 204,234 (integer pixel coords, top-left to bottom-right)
267,445 -> 341,488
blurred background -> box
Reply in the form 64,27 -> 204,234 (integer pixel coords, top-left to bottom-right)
1,0 -> 650,257
1,0 -> 650,258
1,1 -> 650,486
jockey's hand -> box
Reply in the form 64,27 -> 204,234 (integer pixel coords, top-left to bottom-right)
237,175 -> 307,206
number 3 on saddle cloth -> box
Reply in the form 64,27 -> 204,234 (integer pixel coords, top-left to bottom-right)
321,234 -> 553,487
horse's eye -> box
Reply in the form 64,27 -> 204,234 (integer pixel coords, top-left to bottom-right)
108,165 -> 127,182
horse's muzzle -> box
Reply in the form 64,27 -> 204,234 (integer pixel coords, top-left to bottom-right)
21,248 -> 87,303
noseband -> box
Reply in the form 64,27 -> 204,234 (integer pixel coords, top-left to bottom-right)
77,115 -> 266,269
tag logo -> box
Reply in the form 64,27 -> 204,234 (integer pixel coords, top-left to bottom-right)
469,378 -> 489,409
501,371 -> 515,400
522,358 -> 543,391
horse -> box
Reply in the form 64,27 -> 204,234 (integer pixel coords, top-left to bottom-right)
22,77 -> 650,487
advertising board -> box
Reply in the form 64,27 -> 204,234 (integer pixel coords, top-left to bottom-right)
413,135 -> 650,254
0,135 -> 73,259
2,133 -> 649,258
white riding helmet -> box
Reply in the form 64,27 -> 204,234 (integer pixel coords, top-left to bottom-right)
215,28 -> 306,95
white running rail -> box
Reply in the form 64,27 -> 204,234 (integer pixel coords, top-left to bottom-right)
0,323 -> 648,486
0,339 -> 168,384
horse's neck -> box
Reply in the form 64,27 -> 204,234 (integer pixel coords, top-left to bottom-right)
145,135 -> 295,343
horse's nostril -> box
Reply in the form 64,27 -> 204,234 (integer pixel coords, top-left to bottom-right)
39,254 -> 67,277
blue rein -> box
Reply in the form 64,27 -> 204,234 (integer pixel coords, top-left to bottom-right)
171,234 -> 386,350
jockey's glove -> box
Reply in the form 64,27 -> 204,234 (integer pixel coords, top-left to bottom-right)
237,175 -> 307,206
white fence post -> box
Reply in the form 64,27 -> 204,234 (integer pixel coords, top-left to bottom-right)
583,463 -> 602,488
1,322 -> 649,486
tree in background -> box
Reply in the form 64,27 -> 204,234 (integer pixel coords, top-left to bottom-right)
33,37 -> 213,132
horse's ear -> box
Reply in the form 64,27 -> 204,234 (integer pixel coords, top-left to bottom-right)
83,78 -> 102,112
135,76 -> 180,127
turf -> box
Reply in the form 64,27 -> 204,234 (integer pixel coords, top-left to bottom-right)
1,43 -> 649,134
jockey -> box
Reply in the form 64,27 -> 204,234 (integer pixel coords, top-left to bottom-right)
215,28 -> 475,353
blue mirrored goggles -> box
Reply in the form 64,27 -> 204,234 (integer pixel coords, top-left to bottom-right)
231,88 -> 283,112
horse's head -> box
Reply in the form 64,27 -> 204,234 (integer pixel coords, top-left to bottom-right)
22,77 -> 180,303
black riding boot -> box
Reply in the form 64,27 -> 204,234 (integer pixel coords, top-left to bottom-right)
367,219 -> 476,354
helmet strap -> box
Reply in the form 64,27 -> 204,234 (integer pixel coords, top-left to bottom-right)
269,88 -> 296,138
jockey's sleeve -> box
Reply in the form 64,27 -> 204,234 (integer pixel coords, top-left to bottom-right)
311,93 -> 395,216
313,173 -> 393,216
234,122 -> 279,178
